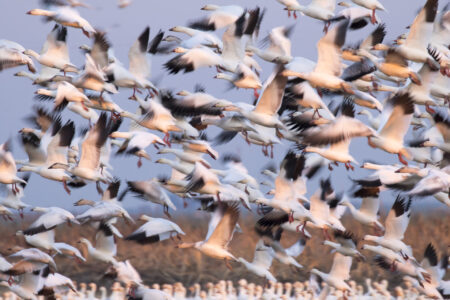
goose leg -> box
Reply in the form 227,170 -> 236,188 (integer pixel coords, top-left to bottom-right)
398,153 -> 408,166
164,205 -> 172,219
270,144 -> 274,159
163,132 -> 171,147
7,215 -> 13,221
323,21 -> 330,33
371,8 -> 377,24
293,11 -> 297,19
137,157 -> 142,168
390,260 -> 397,272
322,227 -> 330,240
328,163 -> 333,171
253,88 -> 260,99
8,276 -> 13,286
183,198 -> 188,208
287,10 -> 291,18
62,180 -> 71,195
129,88 -> 137,100
224,258 -> 233,270
19,208 -> 24,219
345,163 -> 350,171
216,192 -> 222,203
288,211 -> 294,223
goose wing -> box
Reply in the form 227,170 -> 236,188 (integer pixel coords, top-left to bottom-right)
46,119 -> 74,166
311,0 -> 336,12
378,92 -> 414,141
315,19 -> 349,76
95,223 -> 117,256
404,0 -> 438,50
205,203 -> 239,248
252,239 -> 274,269
129,27 -> 150,79
78,113 -> 110,170
384,196 -> 411,240
254,66 -> 287,115
355,187 -> 380,217
329,252 -> 352,280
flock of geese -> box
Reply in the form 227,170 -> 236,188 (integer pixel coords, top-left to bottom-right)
0,0 -> 449,299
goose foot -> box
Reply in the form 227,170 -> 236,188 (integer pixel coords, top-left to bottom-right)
323,21 -> 330,33
62,180 -> 71,195
372,81 -> 379,91
288,211 -> 294,223
183,198 -> 188,208
224,258 -> 233,270
262,145 -> 268,157
129,88 -> 137,100
19,208 -> 24,219
137,157 -> 142,168
81,102 -> 89,112
371,9 -> 377,24
163,132 -> 171,147
328,163 -> 333,171
390,261 -> 397,272
164,205 -> 172,219
253,89 -> 260,99
400,250 -> 409,261
242,130 -> 251,145
287,10 -> 291,18
216,66 -> 222,73
8,276 -> 13,286
96,181 -> 103,195
111,111 -> 121,121
398,153 -> 408,166
293,11 -> 297,19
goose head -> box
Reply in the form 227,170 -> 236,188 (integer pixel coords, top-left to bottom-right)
172,47 -> 188,54
138,214 -> 152,222
201,4 -> 219,11
26,9 -> 54,16
337,2 -> 351,7
176,90 -> 190,96
73,199 -> 96,207
162,35 -> 182,43
30,206 -> 48,213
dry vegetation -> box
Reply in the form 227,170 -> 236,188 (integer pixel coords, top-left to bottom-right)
1,208 -> 449,289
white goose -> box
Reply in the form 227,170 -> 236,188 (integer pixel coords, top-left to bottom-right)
23,25 -> 78,75
286,0 -> 336,31
26,6 -> 95,37
237,239 -> 276,282
23,206 -> 78,236
323,230 -> 366,261
0,141 -> 28,190
125,215 -> 185,244
78,229 -> 117,264
168,26 -> 222,50
0,40 -> 36,73
367,91 -> 415,165
350,0 -> 385,24
188,4 -> 245,31
36,81 -> 91,111
177,203 -> 239,269
311,252 -> 353,294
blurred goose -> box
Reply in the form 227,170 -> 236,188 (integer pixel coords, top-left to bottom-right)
26,6 -> 95,37
78,226 -> 117,264
125,180 -> 176,217
0,175 -> 29,218
237,239 -> 276,282
0,40 -> 36,73
284,0 -> 336,31
167,26 -> 222,50
188,4 -> 245,31
350,0 -> 385,24
76,201 -> 133,224
311,252 -> 353,293
125,215 -> 185,244
323,230 -> 365,261
36,81 -> 91,111
23,25 -> 78,75
177,202 -> 240,270
363,196 -> 413,260
367,92 -> 415,165
23,206 -> 78,235
0,141 -> 27,191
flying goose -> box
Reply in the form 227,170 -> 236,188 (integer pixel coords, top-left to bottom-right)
23,206 -> 78,235
284,0 -> 336,32
76,201 -> 133,224
77,226 -> 117,264
35,81 -> 91,112
124,180 -> 176,217
363,196 -> 413,260
323,230 -> 365,261
26,5 -> 95,37
341,186 -> 383,233
0,141 -> 28,191
0,40 -> 36,73
349,0 -> 385,24
238,239 -> 276,282
167,26 -> 222,50
125,215 -> 185,244
282,19 -> 359,95
301,99 -> 374,170
367,91 -> 415,165
0,174 -> 30,218
188,4 -> 245,31
23,25 -> 78,75
177,202 -> 240,270
311,252 -> 353,294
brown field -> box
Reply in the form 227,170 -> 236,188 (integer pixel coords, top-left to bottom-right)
1,208 -> 449,289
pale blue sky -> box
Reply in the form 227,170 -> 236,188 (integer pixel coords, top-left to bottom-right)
0,0 -> 446,216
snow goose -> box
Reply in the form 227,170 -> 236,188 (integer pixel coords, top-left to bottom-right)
367,91 -> 415,165
222,65 -> 287,131
110,130 -> 166,167
23,206 -> 78,235
125,215 -> 185,244
77,228 -> 117,264
363,196 -> 413,259
342,23 -> 386,62
124,180 -> 176,217
282,20 -> 356,94
49,113 -> 115,187
214,63 -> 262,96
168,26 -> 222,50
383,0 -> 439,65
350,0 -> 385,24
323,230 -> 365,261
103,260 -> 142,286
177,202 -> 239,270
406,167 -> 450,197
188,4 -> 245,31
76,201 -> 133,224
332,3 -> 382,29
237,239 -> 276,282
38,271 -> 77,299
18,118 -> 75,194
23,25 -> 78,75
341,186 -> 383,232
164,45 -> 223,74
5,248 -> 57,277
310,252 -> 353,294
53,243 -> 85,262
36,81 -> 92,112
158,145 -> 211,168
120,96 -> 180,145
285,0 -> 336,31
0,270 -> 43,300
301,99 -> 374,170
26,5 -> 95,37
0,175 -> 29,218
0,141 -> 28,191
247,25 -> 293,64
0,40 -> 36,73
